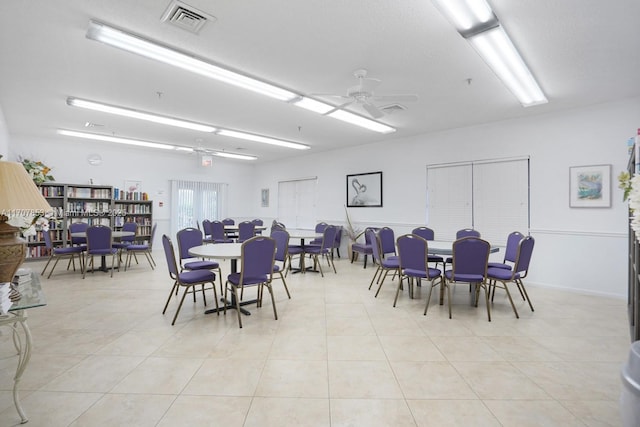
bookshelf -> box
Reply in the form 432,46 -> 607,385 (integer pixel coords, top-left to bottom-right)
25,183 -> 153,259
113,188 -> 153,243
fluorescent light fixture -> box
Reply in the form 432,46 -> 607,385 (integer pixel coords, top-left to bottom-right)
58,129 -> 257,160
67,97 -> 217,132
327,110 -> 396,134
468,26 -> 547,106
212,151 -> 257,160
57,129 -> 176,150
86,20 -> 298,102
217,129 -> 310,150
431,0 -> 547,106
293,97 -> 334,114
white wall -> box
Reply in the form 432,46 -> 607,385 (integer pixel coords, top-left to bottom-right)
253,97 -> 640,298
0,105 -> 10,158
7,137 -> 256,243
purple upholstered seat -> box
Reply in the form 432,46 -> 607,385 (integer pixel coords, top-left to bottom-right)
368,229 -> 400,298
350,227 -> 379,268
41,229 -> 85,278
304,225 -> 338,277
487,231 -> 524,270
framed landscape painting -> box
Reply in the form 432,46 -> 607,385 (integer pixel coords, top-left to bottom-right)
346,171 -> 383,207
569,164 -> 611,208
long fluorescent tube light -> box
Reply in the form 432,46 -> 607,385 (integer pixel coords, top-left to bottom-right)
327,110 -> 396,134
57,129 -> 176,150
67,97 -> 217,132
86,20 -> 298,102
86,20 -> 398,133
468,26 -> 547,106
431,0 -> 547,107
58,129 -> 257,160
217,129 -> 311,150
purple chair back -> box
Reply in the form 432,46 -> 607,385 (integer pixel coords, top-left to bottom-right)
210,220 -> 230,241
513,236 -> 534,276
121,222 -> 137,243
315,222 -> 329,233
412,227 -> 435,240
251,219 -> 264,226
42,228 -> 53,249
450,237 -> 490,280
239,236 -> 276,283
176,228 -> 204,261
504,231 -> 525,264
69,222 -> 89,245
162,235 -> 180,279
237,221 -> 256,242
222,218 -> 235,226
334,226 -> 343,247
202,219 -> 213,238
271,229 -> 290,262
378,227 -> 396,257
86,225 -> 112,252
320,225 -> 338,251
456,228 -> 480,239
396,234 -> 431,276
368,229 -> 382,264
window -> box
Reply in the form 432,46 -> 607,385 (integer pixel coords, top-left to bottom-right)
426,157 -> 529,243
277,178 -> 317,229
170,180 -> 228,237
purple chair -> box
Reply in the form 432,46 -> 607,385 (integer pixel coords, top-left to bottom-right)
69,222 -> 89,248
202,219 -> 214,243
487,235 -> 535,318
222,218 -> 237,239
350,227 -> 380,268
270,230 -> 292,299
304,225 -> 338,277
251,218 -> 264,235
209,220 -> 234,243
368,229 -> 400,298
412,226 -> 444,267
445,228 -> 481,267
394,234 -> 443,315
378,227 -> 397,260
237,221 -> 256,243
445,236 -> 491,320
224,236 -> 277,328
333,226 -> 343,258
124,223 -> 157,271
488,231 -> 524,270
162,235 -> 219,325
308,222 -> 329,246
83,225 -> 119,278
112,221 -> 137,260
41,229 -> 85,278
176,227 -> 223,294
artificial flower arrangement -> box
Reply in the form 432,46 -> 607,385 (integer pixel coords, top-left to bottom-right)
19,157 -> 54,185
618,171 -> 640,235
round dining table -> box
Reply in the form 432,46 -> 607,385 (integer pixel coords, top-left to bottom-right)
70,230 -> 135,272
188,243 -> 255,316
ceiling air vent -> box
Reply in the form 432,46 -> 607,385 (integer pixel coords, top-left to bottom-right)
380,104 -> 407,114
161,1 -> 216,34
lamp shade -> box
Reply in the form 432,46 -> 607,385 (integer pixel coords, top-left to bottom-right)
0,161 -> 52,283
0,161 -> 52,213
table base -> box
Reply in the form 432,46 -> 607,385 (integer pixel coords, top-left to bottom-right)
205,297 -> 257,316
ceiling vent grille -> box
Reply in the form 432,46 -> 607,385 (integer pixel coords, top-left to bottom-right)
380,104 -> 407,114
161,1 -> 216,34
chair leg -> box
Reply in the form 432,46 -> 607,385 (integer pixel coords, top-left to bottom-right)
48,257 -> 62,279
234,286 -> 243,328
278,272 -> 291,299
501,281 -> 519,319
424,280 -> 435,316
209,280 -> 220,315
265,282 -> 278,320
517,279 -> 535,312
393,276 -> 404,307
163,281 -> 179,314
369,266 -> 381,290
172,287 -> 190,325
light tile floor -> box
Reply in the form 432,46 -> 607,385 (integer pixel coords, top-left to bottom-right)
0,253 -> 632,426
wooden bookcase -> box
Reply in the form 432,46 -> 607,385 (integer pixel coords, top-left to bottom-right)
628,146 -> 640,342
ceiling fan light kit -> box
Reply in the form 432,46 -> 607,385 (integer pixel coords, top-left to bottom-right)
431,0 -> 547,106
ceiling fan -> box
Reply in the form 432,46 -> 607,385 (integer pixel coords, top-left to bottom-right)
312,69 -> 418,119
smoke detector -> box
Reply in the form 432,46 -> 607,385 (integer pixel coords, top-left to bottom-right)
161,1 -> 216,34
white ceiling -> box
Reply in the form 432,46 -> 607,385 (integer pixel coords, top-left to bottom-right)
1,0 -> 639,163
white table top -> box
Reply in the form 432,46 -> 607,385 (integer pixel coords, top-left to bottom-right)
286,229 -> 322,240
189,243 -> 242,259
427,241 -> 499,256
71,231 -> 135,238
223,225 -> 267,231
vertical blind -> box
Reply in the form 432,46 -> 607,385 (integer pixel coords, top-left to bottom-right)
426,157 -> 529,244
170,180 -> 228,237
277,178 -> 317,229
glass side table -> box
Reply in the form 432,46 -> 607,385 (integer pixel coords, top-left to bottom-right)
1,271 -> 47,424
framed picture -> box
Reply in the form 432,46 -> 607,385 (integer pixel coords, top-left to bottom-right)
261,188 -> 269,207
347,171 -> 383,207
569,164 -> 611,208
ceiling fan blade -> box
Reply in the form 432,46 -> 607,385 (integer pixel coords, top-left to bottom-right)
362,102 -> 384,119
372,94 -> 419,103
310,93 -> 351,100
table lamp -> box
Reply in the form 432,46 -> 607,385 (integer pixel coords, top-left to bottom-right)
0,161 -> 52,283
